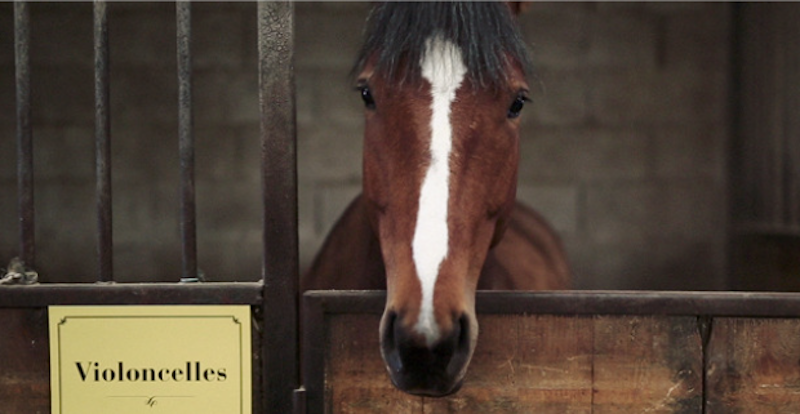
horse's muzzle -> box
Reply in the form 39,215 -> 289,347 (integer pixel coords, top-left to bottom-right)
380,310 -> 472,397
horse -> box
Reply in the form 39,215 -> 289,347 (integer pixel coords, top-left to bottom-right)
302,2 -> 571,397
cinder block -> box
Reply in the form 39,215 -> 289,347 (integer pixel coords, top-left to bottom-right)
571,238 -> 727,291
586,8 -> 659,69
235,124 -> 263,183
194,68 -> 259,124
0,122 -> 14,181
315,69 -> 364,125
33,181 -> 95,280
525,68 -> 589,127
518,127 -> 650,182
0,3 -> 11,67
113,241 -> 181,283
0,177 -> 16,260
35,236 -> 97,283
0,68 -> 13,125
30,3 -> 92,67
663,6 -> 731,70
195,125 -> 247,182
33,126 -> 94,181
295,3 -> 370,70
196,180 -> 261,239
297,67 -> 362,125
198,238 -> 261,282
31,66 -> 93,125
297,122 -> 363,182
195,125 -> 260,183
111,123 -> 179,184
111,181 -> 179,244
192,3 -> 250,70
109,3 -> 176,68
644,3 -> 720,15
110,68 -> 177,126
295,71 -> 315,125
585,181 -> 726,245
517,184 -> 580,234
590,67 -> 727,126
519,3 -> 591,69
652,124 -> 727,181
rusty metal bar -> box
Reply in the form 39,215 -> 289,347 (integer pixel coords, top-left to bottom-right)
15,1 -> 34,268
177,1 -> 197,282
258,2 -> 298,412
94,0 -> 113,282
0,282 -> 264,307
303,290 -> 800,318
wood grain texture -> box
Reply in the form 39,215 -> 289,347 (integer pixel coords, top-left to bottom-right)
325,314 -> 703,413
591,316 -> 702,413
0,308 -> 50,414
706,318 -> 800,413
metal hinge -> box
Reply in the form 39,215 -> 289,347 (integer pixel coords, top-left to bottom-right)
0,257 -> 39,285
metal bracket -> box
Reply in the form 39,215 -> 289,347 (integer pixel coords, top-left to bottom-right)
0,257 -> 39,285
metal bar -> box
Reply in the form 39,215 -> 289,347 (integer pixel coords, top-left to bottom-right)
258,2 -> 298,413
177,1 -> 197,282
94,0 -> 113,282
14,1 -> 34,268
0,282 -> 264,307
303,290 -> 800,318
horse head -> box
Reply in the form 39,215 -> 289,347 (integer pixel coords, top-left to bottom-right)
353,2 -> 532,396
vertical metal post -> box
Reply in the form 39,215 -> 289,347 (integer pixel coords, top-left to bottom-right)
177,1 -> 197,282
94,0 -> 113,282
258,2 -> 298,412
15,1 -> 34,268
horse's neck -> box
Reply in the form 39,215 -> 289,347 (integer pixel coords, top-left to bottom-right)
301,194 -> 387,291
480,201 -> 571,290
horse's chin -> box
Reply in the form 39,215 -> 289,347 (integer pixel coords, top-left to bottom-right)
386,368 -> 465,397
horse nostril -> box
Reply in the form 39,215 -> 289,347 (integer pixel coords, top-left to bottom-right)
383,311 -> 397,343
381,311 -> 404,374
458,314 -> 469,348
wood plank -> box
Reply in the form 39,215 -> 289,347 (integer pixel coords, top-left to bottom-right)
326,314 -> 421,413
424,315 -> 593,414
591,316 -> 703,413
0,308 -> 50,414
324,313 -> 703,413
706,318 -> 800,413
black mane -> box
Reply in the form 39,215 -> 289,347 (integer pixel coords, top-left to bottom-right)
352,2 -> 532,88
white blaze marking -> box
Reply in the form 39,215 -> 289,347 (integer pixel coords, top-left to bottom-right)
412,35 -> 467,346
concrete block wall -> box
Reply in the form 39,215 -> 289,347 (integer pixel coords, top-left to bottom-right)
1,3 -> 731,289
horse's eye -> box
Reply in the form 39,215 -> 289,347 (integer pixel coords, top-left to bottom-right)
507,95 -> 529,119
358,86 -> 376,110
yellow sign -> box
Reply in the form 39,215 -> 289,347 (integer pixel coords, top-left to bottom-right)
49,305 -> 252,414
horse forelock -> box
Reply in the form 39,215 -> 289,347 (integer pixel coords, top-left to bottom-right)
352,2 -> 531,90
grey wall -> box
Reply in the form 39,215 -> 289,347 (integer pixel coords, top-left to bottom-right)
0,2 -> 731,290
